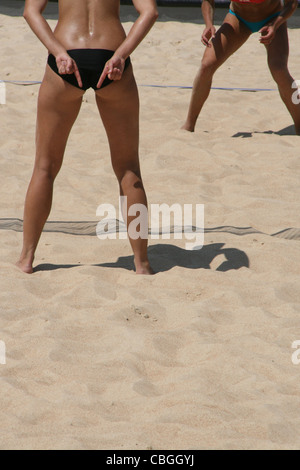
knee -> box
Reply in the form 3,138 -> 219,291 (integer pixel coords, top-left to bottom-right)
35,159 -> 62,181
200,57 -> 218,77
269,60 -> 290,85
116,167 -> 142,189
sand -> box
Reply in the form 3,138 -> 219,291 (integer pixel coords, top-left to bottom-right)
0,0 -> 300,450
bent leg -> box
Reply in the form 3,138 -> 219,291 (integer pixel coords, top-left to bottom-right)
17,67 -> 84,273
95,65 -> 153,274
182,13 -> 251,132
266,23 -> 300,135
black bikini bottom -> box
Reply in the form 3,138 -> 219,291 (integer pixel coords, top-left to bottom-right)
47,49 -> 131,90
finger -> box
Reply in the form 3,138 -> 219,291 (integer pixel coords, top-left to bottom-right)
65,59 -> 73,74
96,66 -> 110,89
74,66 -> 83,88
259,30 -> 268,38
259,26 -> 268,36
259,33 -> 271,42
59,65 -> 66,75
58,62 -> 65,73
261,39 -> 271,45
202,36 -> 209,46
108,68 -> 122,81
58,60 -> 68,75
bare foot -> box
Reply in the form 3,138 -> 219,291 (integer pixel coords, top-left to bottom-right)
181,123 -> 195,132
16,257 -> 34,274
134,260 -> 155,275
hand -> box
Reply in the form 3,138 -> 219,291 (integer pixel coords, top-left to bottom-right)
201,26 -> 216,47
97,55 -> 126,89
56,52 -> 82,88
259,24 -> 276,45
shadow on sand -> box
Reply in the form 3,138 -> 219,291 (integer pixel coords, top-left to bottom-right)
232,125 -> 297,138
34,242 -> 249,274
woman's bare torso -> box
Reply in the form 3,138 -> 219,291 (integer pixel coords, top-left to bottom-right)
230,0 -> 282,21
53,0 -> 126,50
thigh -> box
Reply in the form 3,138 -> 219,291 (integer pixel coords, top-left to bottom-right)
266,22 -> 289,69
35,66 -> 84,171
203,12 -> 251,68
95,64 -> 140,178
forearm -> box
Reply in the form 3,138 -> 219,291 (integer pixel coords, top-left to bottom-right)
114,8 -> 158,61
23,3 -> 65,56
272,0 -> 298,30
201,0 -> 215,27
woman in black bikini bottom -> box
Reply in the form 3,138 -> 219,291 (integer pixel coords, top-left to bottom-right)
47,49 -> 131,91
17,0 -> 158,275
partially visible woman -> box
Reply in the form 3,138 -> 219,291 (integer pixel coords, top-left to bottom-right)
182,0 -> 300,134
17,0 -> 158,274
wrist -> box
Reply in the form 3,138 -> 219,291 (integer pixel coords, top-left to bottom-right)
271,17 -> 282,31
50,42 -> 68,58
113,51 -> 127,62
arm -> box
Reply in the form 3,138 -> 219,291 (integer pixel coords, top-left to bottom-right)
201,0 -> 216,47
97,0 -> 158,88
259,0 -> 298,45
23,0 -> 82,86
114,0 -> 159,61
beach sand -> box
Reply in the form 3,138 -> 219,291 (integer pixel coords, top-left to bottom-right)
0,0 -> 300,450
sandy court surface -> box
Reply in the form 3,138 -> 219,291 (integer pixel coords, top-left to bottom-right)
0,1 -> 300,449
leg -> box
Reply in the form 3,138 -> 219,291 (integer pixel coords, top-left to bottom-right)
266,23 -> 300,135
17,67 -> 84,273
95,65 -> 153,274
182,13 -> 251,132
